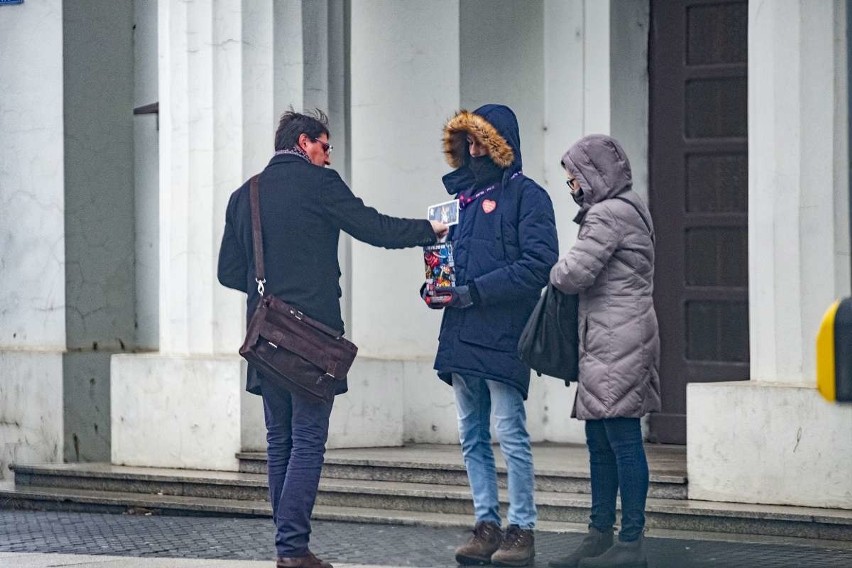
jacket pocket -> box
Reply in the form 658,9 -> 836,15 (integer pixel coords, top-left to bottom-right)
465,212 -> 506,270
500,215 -> 520,261
458,306 -> 517,352
584,315 -> 613,364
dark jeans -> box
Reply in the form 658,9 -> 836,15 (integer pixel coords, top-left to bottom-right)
262,378 -> 334,558
585,417 -> 649,542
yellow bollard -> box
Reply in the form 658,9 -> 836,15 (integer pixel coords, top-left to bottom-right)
816,298 -> 852,403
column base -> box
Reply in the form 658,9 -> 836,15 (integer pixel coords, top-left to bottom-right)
64,351 -> 112,462
0,351 -> 63,479
110,354 -> 244,471
242,357 -> 459,450
328,357 -> 456,448
688,381 -> 852,509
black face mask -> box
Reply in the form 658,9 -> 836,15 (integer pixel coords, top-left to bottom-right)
468,155 -> 504,186
571,187 -> 585,205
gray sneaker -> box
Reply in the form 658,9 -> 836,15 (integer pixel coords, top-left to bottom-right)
455,521 -> 503,565
549,527 -> 614,568
491,525 -> 535,567
578,536 -> 648,568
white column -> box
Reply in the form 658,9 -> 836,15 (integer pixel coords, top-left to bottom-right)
112,0 -> 267,470
345,1 -> 461,446
236,0 -> 276,453
748,0 -> 849,385
273,0 -> 304,115
688,0 -> 852,509
536,0 -> 645,445
583,0 -> 611,135
242,0 -> 275,178
610,0 -> 650,203
0,1 -> 65,477
134,0 -> 161,352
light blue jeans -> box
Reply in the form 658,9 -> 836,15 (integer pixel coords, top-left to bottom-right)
452,373 -> 537,529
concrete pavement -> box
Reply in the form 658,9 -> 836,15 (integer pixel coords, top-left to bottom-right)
0,554 -> 381,568
2,511 -> 852,567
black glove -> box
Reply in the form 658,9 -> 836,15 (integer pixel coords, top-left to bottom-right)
420,283 -> 451,309
420,284 -> 476,310
430,286 -> 474,309
444,285 -> 473,309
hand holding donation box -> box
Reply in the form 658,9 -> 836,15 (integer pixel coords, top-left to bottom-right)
423,199 -> 458,296
423,241 -> 455,295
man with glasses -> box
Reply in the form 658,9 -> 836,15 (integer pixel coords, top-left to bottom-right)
218,109 -> 448,568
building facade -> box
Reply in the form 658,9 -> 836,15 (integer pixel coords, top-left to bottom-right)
1,0 -> 850,510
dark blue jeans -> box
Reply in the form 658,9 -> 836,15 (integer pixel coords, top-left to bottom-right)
585,417 -> 649,542
262,378 -> 334,558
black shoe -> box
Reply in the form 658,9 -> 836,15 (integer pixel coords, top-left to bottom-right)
578,536 -> 647,568
549,527 -> 614,568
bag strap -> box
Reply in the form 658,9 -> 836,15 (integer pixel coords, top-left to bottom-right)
249,174 -> 266,295
614,195 -> 655,244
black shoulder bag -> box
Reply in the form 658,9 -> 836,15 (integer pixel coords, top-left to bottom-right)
517,283 -> 579,384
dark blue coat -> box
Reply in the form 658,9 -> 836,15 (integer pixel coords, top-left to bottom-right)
218,154 -> 436,395
434,104 -> 559,398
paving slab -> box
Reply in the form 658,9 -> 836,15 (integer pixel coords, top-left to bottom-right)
2,511 -> 852,568
0,552 -> 379,567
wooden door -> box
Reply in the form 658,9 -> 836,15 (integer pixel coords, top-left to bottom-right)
648,0 -> 749,444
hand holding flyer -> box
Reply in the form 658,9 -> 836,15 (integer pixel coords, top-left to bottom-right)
427,199 -> 460,226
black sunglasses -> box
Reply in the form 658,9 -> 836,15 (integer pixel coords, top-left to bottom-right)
313,138 -> 333,154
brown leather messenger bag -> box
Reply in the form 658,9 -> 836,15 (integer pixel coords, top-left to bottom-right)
238,175 -> 358,403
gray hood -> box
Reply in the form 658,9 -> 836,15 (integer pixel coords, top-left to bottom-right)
561,134 -> 632,220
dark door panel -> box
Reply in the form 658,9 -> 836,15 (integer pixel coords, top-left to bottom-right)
648,0 -> 749,445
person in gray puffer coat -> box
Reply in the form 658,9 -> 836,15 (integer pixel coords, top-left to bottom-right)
548,135 -> 660,568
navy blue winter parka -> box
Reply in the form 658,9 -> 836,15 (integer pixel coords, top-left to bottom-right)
434,104 -> 559,398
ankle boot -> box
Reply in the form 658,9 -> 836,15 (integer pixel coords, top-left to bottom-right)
548,527 -> 614,568
578,536 -> 647,568
455,520 -> 503,565
276,551 -> 333,568
491,525 -> 535,567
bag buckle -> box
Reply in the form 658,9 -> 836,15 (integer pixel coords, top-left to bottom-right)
290,308 -> 304,321
256,278 -> 266,296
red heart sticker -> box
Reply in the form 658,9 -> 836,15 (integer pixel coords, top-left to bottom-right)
482,199 -> 496,214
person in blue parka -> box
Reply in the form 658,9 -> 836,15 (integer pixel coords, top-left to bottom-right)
423,104 -> 558,567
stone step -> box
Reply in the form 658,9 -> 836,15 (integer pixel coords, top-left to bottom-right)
238,451 -> 688,500
5,466 -> 852,541
0,482 -> 270,517
12,463 -> 270,502
0,481 -> 578,532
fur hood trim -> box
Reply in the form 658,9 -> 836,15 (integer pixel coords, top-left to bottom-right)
442,110 -> 514,169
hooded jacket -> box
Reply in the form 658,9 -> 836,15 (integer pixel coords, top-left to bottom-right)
434,104 -> 559,398
550,134 -> 661,419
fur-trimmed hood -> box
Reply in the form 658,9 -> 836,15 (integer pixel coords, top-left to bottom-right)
442,104 -> 522,194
